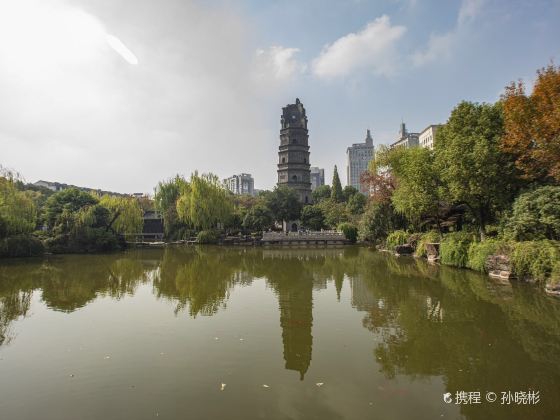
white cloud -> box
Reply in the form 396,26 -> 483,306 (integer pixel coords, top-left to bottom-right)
411,0 -> 485,67
311,15 -> 406,79
253,46 -> 305,82
458,0 -> 485,25
412,32 -> 454,67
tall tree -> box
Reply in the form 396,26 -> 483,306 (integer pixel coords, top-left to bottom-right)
99,195 -> 144,235
0,171 -> 37,237
502,64 -> 560,183
331,165 -> 343,202
381,147 -> 445,232
435,101 -> 517,239
176,172 -> 234,230
264,186 -> 302,222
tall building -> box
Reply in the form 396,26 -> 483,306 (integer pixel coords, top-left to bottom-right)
390,122 -> 419,149
309,167 -> 324,191
419,124 -> 442,150
346,129 -> 375,193
223,173 -> 255,195
277,98 -> 312,204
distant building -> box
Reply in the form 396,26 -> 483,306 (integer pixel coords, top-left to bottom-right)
32,180 -> 125,196
390,122 -> 419,149
309,167 -> 325,191
223,173 -> 255,196
346,129 -> 375,193
419,124 -> 442,150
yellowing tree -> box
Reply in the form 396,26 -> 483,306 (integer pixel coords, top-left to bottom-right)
502,64 -> 560,183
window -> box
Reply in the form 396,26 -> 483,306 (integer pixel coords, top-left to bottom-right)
282,157 -> 286,163
303,158 -> 306,163
292,139 -> 296,144
292,175 -> 297,182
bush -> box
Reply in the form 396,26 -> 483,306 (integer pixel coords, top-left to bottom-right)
338,222 -> 358,243
44,228 -> 120,254
414,231 -> 440,257
196,230 -> 219,244
467,239 -> 510,272
440,231 -> 476,268
0,234 -> 44,258
386,230 -> 409,250
549,262 -> 560,288
358,202 -> 393,244
510,240 -> 560,282
505,186 -> 560,241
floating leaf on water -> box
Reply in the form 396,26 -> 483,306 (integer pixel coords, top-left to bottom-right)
316,382 -> 324,387
220,383 -> 226,391
104,356 -> 111,359
263,384 -> 269,388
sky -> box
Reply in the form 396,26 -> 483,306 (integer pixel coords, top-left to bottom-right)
1,0 -> 559,194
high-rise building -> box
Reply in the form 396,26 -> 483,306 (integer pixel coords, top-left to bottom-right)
346,129 -> 375,193
223,173 -> 255,195
277,98 -> 312,204
309,167 -> 324,191
390,122 -> 419,149
419,124 -> 442,150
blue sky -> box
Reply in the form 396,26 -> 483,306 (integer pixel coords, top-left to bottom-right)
0,0 -> 559,192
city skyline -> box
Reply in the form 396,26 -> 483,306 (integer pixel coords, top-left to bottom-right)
1,0 -> 558,194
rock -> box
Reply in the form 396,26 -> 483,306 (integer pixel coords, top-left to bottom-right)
485,254 -> 513,274
425,243 -> 440,261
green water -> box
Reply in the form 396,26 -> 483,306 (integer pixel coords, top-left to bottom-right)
0,247 -> 559,420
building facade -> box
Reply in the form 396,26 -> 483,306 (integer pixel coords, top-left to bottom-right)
277,98 -> 312,204
223,173 -> 255,195
390,122 -> 419,149
419,124 -> 442,150
346,129 -> 374,193
309,167 -> 325,191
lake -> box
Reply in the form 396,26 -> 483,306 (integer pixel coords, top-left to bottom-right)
0,246 -> 559,420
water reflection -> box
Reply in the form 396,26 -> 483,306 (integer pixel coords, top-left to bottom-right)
1,247 -> 560,419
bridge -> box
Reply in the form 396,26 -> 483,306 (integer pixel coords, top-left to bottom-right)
261,231 -> 347,246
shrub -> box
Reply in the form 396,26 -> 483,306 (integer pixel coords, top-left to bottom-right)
505,186 -> 560,241
358,203 -> 392,244
440,231 -> 476,268
338,222 -> 358,243
196,230 -> 219,244
549,262 -> 560,288
467,239 -> 510,272
0,234 -> 44,258
386,230 -> 409,250
415,230 -> 440,257
510,240 -> 560,282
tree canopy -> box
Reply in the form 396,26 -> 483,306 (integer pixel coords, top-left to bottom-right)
331,165 -> 343,202
502,64 -> 560,183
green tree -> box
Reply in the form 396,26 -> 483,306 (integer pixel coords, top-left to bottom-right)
358,202 -> 394,243
265,186 -> 302,222
381,147 -> 445,232
300,205 -> 326,230
99,195 -> 144,235
176,172 -> 234,230
154,175 -> 189,237
435,101 -> 517,240
0,173 -> 37,237
44,188 -> 98,232
346,192 -> 367,215
318,199 -> 348,228
505,186 -> 560,241
342,185 -> 359,202
331,166 -> 343,202
312,185 -> 331,203
243,203 -> 274,232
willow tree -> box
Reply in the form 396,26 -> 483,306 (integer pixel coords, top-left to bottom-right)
176,172 -> 233,230
99,195 -> 144,235
0,171 -> 37,237
154,175 -> 189,237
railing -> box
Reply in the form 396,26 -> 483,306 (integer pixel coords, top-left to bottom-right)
262,231 -> 345,241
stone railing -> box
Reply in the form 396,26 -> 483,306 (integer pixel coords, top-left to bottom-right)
262,231 -> 345,241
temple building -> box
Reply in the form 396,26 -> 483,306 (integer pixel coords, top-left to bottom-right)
277,98 -> 312,204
